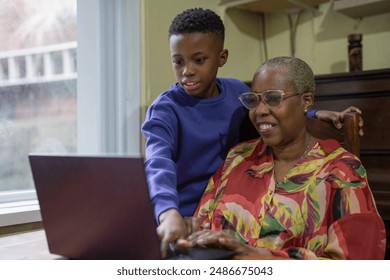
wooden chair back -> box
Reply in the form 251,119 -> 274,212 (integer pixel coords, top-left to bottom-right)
306,111 -> 360,157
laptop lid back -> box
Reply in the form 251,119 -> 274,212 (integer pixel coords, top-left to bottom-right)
29,154 -> 161,260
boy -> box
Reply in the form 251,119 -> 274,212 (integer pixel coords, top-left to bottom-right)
141,7 -> 362,256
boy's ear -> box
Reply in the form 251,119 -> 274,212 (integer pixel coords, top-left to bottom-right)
219,49 -> 228,67
301,92 -> 314,112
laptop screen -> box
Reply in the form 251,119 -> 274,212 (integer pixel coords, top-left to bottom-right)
29,154 -> 162,260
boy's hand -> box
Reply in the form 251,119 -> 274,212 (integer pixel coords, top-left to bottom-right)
315,106 -> 364,136
157,209 -> 187,258
184,216 -> 200,235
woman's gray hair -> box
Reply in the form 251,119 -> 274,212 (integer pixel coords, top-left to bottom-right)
258,56 -> 315,95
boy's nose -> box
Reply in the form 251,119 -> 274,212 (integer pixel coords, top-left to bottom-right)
182,63 -> 195,76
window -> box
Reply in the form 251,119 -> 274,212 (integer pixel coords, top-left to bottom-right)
0,0 -> 77,201
0,0 -> 141,226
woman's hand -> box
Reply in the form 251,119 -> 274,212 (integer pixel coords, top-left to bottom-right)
177,229 -> 272,256
315,106 -> 364,136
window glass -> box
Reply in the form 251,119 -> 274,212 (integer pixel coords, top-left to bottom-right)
0,0 -> 77,195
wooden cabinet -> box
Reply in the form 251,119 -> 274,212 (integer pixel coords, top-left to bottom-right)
314,69 -> 390,259
315,69 -> 390,216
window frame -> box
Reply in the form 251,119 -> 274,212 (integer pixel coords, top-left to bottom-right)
0,0 -> 142,226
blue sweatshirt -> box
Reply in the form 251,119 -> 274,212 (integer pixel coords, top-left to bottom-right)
142,78 -> 250,220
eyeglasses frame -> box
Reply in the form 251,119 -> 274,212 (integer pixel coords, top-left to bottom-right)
239,90 -> 300,110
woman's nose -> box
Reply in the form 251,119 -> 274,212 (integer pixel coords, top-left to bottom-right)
253,98 -> 270,116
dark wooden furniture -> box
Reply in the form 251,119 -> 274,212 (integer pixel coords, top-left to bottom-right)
307,111 -> 360,157
314,68 -> 390,259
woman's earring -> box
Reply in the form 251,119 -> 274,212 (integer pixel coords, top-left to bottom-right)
304,109 -> 308,113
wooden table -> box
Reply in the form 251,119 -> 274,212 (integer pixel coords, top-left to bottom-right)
0,229 -> 287,260
0,230 -> 62,260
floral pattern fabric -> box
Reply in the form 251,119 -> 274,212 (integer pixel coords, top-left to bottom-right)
195,138 -> 386,259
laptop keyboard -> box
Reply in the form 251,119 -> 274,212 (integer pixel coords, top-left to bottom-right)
166,246 -> 237,260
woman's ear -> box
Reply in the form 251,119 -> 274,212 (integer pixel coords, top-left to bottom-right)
301,92 -> 314,112
219,49 -> 228,67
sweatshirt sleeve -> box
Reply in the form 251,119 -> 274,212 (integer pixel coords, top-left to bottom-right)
142,104 -> 179,222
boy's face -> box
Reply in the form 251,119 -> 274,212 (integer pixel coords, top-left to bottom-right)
169,32 -> 228,98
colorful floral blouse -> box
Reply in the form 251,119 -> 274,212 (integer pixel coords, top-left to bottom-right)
195,138 -> 386,259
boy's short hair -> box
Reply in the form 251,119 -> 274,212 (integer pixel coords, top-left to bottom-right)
168,8 -> 225,42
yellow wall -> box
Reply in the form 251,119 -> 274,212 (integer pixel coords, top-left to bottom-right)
264,2 -> 390,75
142,0 -> 390,109
141,0 -> 262,108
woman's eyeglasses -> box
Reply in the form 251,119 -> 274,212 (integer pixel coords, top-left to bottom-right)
238,90 -> 299,110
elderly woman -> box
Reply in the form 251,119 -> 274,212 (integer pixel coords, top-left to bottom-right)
178,56 -> 386,259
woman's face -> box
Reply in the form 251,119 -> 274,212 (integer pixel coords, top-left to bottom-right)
249,66 -> 312,148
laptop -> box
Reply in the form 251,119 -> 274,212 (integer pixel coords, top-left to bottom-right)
29,154 -> 237,260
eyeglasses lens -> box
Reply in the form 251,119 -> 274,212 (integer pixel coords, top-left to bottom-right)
264,91 -> 282,108
240,91 -> 283,109
240,94 -> 259,109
